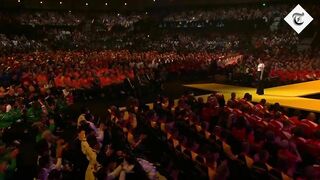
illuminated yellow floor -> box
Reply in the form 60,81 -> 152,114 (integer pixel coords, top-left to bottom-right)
184,80 -> 320,112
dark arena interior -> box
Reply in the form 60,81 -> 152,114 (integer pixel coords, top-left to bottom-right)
1,0 -> 320,179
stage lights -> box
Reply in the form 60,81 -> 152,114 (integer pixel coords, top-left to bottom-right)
85,2 -> 88,6
40,1 -> 43,4
59,1 -> 62,4
105,2 -> 108,6
124,2 -> 127,6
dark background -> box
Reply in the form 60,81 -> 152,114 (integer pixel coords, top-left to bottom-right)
0,0 -> 318,11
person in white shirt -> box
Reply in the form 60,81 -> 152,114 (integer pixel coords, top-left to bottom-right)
256,59 -> 265,95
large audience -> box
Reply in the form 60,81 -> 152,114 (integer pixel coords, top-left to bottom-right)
163,5 -> 289,22
1,90 -> 319,179
233,51 -> 320,83
1,4 -> 314,53
0,11 -> 83,26
0,50 -> 214,90
145,92 -> 320,179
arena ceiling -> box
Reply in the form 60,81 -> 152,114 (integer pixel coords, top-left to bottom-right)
0,0 -> 312,11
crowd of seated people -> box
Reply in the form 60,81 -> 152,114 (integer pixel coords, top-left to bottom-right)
119,32 -> 242,52
97,14 -> 146,31
251,32 -> 299,51
1,4 -> 318,27
0,6 -> 304,54
0,28 -> 319,103
0,4 -> 310,55
233,50 -> 320,83
0,3 -> 316,33
0,5 -> 290,26
1,87 -> 320,179
1,47 -> 320,111
0,50 -> 214,89
0,30 -> 245,53
163,5 -> 290,22
0,3 -> 320,180
0,11 -> 145,28
0,34 -> 49,54
134,92 -> 320,179
0,50 -> 219,128
162,4 -> 320,30
0,96 -> 169,179
0,11 -> 83,26
0,26 -> 300,53
268,53 -> 320,82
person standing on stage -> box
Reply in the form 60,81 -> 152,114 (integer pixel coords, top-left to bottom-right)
256,59 -> 265,95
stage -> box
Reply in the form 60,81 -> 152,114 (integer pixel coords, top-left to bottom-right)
184,80 -> 320,112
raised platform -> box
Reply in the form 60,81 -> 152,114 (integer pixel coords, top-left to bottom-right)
184,80 -> 320,113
